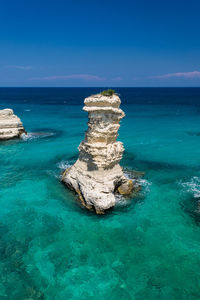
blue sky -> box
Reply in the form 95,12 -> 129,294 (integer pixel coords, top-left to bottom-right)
0,0 -> 200,87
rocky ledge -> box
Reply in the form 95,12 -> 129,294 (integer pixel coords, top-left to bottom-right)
0,109 -> 26,140
62,92 -> 139,213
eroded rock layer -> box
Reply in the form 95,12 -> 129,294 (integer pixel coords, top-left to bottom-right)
62,93 -> 134,213
0,109 -> 25,140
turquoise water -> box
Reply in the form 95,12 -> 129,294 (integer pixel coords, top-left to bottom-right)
1,88 -> 200,299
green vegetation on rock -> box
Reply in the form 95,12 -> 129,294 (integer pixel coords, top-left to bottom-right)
101,89 -> 115,96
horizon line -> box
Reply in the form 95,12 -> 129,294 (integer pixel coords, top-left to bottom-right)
1,86 -> 200,88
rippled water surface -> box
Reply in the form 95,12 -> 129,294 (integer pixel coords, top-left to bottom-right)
1,88 -> 200,299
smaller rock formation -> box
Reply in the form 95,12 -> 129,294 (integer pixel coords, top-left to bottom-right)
62,92 -> 138,214
0,109 -> 26,140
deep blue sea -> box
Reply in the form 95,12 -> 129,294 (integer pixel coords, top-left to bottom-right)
1,87 -> 200,299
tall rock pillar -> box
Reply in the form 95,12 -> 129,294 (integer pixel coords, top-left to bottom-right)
62,92 -> 134,213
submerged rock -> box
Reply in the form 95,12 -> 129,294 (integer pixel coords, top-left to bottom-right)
62,93 -> 137,213
117,180 -> 134,195
0,109 -> 26,140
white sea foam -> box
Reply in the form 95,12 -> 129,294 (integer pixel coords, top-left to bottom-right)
25,109 -> 31,112
180,176 -> 200,198
21,132 -> 55,141
56,160 -> 72,179
57,160 -> 71,171
115,177 -> 151,207
21,133 -> 38,141
115,194 -> 129,206
124,169 -> 151,194
138,178 -> 152,193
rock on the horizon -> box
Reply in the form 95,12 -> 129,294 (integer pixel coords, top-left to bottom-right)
62,93 -> 135,213
0,109 -> 26,140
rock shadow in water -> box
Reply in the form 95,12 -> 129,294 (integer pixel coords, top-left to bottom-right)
30,127 -> 64,139
180,195 -> 200,226
186,131 -> 200,137
122,151 -> 190,172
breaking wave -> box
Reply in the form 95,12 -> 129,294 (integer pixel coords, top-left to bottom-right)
57,160 -> 72,171
21,133 -> 39,141
138,178 -> 152,193
21,132 -> 55,141
179,176 -> 200,198
124,169 -> 151,194
115,169 -> 151,207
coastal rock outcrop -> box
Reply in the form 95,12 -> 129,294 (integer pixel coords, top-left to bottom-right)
0,109 -> 26,140
62,92 -> 135,213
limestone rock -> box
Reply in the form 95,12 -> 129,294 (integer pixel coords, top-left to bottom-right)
0,109 -> 26,140
62,93 -> 136,213
117,180 -> 134,195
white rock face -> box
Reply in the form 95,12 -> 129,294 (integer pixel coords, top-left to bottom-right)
0,109 -> 26,140
62,93 -> 134,213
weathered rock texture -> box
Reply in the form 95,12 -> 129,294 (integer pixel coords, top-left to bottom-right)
0,109 -> 25,140
62,93 -> 134,213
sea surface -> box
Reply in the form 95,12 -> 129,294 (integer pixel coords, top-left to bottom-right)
0,87 -> 200,299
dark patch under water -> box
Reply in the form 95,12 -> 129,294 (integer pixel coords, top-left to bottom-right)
186,131 -> 200,136
180,195 -> 200,225
28,128 -> 64,139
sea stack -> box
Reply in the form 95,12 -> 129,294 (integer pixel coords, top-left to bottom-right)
62,91 -> 134,213
0,109 -> 26,140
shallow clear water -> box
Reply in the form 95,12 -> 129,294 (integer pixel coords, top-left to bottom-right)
1,88 -> 200,299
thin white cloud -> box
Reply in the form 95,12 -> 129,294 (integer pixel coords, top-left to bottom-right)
150,71 -> 200,79
29,74 -> 104,81
6,65 -> 32,70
